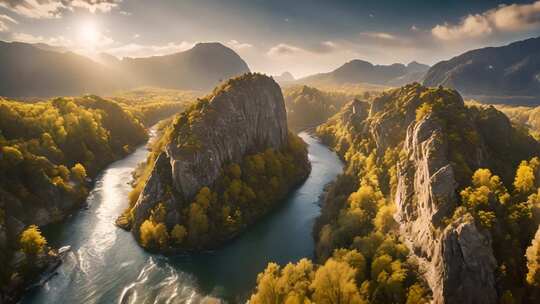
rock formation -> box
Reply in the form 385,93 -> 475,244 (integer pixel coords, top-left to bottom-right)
316,83 -> 540,303
129,73 -> 308,245
395,112 -> 497,303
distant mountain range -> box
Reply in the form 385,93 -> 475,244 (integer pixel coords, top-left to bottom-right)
297,60 -> 430,87
423,37 -> 540,103
0,41 -> 250,97
273,71 -> 295,84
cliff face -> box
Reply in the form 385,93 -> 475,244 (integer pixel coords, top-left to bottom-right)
130,74 -> 305,244
316,83 -> 540,303
395,111 -> 497,303
167,75 -> 288,199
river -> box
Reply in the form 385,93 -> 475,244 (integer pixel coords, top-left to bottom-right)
21,132 -> 343,304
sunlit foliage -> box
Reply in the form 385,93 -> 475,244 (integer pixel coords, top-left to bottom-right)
130,120 -> 310,250
526,227 -> 540,287
19,225 -> 47,257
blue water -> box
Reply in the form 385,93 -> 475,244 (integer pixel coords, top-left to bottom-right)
22,132 -> 343,304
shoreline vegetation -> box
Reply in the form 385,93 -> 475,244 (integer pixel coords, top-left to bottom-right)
0,88 -> 192,303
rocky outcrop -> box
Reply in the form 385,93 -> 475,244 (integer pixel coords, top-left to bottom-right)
131,73 -> 291,235
317,83 -> 540,303
395,112 -> 497,304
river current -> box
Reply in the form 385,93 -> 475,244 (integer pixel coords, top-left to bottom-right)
22,132 -> 343,304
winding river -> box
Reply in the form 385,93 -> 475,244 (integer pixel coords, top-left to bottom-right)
21,132 -> 343,304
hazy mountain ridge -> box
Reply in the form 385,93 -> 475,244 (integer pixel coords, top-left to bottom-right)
298,60 -> 430,87
423,36 -> 540,103
0,41 -> 250,97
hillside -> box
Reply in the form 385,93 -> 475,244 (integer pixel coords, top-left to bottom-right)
423,37 -> 540,104
298,60 -> 429,87
250,83 -> 540,303
116,42 -> 250,91
0,96 -> 148,302
0,41 -> 116,97
282,85 -> 354,130
0,41 -> 250,98
121,73 -> 310,251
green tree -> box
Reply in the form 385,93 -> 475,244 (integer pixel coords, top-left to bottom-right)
171,224 -> 187,245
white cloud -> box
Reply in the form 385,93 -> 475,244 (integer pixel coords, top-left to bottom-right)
70,0 -> 120,13
12,32 -> 73,46
360,32 -> 397,40
266,41 -> 340,57
432,1 -> 540,40
227,39 -> 253,50
0,14 -> 17,32
432,14 -> 492,40
267,43 -> 304,56
0,0 -> 121,19
105,41 -> 195,58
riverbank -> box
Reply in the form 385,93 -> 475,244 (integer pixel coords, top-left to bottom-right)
21,132 -> 343,303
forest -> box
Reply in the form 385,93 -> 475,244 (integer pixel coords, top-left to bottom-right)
283,85 -> 354,131
0,93 -> 176,301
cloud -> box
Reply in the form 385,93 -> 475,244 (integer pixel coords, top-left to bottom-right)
432,1 -> 540,40
267,41 -> 339,57
432,14 -> 492,40
0,0 -> 121,19
12,32 -> 73,46
267,43 -> 304,56
305,40 -> 338,53
360,32 -> 396,40
70,0 -> 120,13
226,39 -> 252,50
0,14 -> 17,32
105,41 -> 195,58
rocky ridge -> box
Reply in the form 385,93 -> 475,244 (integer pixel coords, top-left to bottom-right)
129,73 -> 308,246
316,83 -> 540,303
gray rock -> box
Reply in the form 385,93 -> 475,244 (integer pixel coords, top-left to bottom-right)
395,113 -> 497,304
132,74 -> 289,233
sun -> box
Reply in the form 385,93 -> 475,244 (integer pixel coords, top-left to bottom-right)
77,21 -> 100,47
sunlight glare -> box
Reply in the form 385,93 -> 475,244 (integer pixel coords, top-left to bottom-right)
78,21 -> 100,48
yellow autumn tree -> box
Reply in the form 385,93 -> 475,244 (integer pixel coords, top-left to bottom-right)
20,225 -> 47,256
514,159 -> 539,194
311,259 -> 365,304
526,227 -> 540,287
70,163 -> 87,183
139,220 -> 169,249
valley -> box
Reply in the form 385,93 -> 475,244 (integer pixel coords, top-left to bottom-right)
1,1 -> 540,303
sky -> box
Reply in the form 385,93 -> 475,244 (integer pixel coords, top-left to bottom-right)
0,0 -> 539,77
